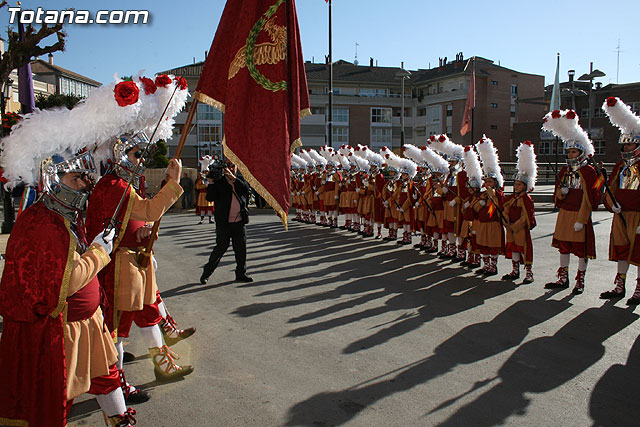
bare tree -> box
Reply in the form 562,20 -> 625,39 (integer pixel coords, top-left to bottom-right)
0,1 -> 67,88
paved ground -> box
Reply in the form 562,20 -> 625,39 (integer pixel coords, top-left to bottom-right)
55,208 -> 640,426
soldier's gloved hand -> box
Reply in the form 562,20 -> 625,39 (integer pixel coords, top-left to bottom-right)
93,228 -> 116,255
479,200 -> 486,207
166,159 -> 183,182
398,207 -> 404,213
463,201 -> 471,209
415,202 -> 420,208
560,186 -> 569,196
612,204 -> 622,214
152,255 -> 158,272
442,187 -> 449,194
636,226 -> 640,235
449,199 -> 457,207
574,222 -> 584,232
334,195 -> 339,200
315,191 -> 319,196
383,201 -> 389,208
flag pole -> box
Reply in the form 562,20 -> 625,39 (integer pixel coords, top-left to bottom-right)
471,57 -> 475,143
138,97 -> 199,268
327,0 -> 333,149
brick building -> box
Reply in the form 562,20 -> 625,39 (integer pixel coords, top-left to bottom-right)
303,56 -> 545,161
160,54 -> 545,167
512,79 -> 640,165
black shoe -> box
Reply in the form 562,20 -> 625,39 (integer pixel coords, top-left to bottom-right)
626,296 -> 640,305
501,272 -> 520,281
123,352 -> 136,363
236,274 -> 253,283
199,274 -> 209,285
544,280 -> 569,289
599,290 -> 625,299
125,387 -> 150,405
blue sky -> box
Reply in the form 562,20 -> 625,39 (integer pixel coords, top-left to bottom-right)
2,0 -> 639,87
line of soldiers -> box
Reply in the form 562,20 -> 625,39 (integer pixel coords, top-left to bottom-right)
0,76 -> 195,427
291,133 -> 537,282
291,96 -> 640,303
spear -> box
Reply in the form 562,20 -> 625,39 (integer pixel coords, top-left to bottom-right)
103,84 -> 180,240
138,97 -> 200,268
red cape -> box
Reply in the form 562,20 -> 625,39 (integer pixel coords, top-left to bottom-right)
85,173 -> 148,332
0,201 -> 74,427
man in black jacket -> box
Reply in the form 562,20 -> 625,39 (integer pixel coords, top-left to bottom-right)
200,161 -> 253,284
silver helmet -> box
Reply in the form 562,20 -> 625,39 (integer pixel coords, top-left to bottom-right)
112,132 -> 151,189
40,150 -> 97,212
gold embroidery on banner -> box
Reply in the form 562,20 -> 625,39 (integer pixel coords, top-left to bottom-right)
50,220 -> 75,319
229,16 -> 287,81
223,137 -> 288,230
291,138 -> 303,153
228,0 -> 287,92
0,417 -> 29,426
300,108 -> 311,119
194,91 -> 226,113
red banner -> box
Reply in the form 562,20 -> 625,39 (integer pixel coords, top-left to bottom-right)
195,0 -> 310,227
460,60 -> 475,136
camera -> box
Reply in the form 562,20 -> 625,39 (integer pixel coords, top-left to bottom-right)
206,160 -> 226,181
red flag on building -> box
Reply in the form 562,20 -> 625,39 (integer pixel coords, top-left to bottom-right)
460,59 -> 475,136
194,0 -> 310,227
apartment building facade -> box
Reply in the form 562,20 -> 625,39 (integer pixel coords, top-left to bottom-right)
160,54 -> 545,167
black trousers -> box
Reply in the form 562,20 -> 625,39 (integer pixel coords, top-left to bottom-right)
203,221 -> 246,277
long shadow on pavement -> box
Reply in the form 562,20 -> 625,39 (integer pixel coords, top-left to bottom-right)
589,331 -> 640,426
284,291 -> 575,426
436,304 -> 638,427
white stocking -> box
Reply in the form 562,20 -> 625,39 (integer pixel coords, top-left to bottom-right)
95,388 -> 126,417
139,324 -> 163,349
512,252 -> 521,262
618,260 -> 630,275
578,258 -> 587,271
560,253 -> 570,268
157,300 -> 168,319
115,339 -> 124,370
448,232 -> 455,243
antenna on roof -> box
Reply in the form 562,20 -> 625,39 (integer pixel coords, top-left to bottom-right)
354,42 -> 359,66
616,38 -> 623,83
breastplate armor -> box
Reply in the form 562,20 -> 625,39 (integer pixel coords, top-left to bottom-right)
562,170 -> 582,189
620,164 -> 640,190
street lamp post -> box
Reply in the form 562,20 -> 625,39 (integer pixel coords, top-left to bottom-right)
395,68 -> 411,147
1,78 -> 15,233
577,62 -> 606,138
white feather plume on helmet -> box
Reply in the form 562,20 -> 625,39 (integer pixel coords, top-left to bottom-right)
476,135 -> 504,188
338,145 -> 354,157
428,134 -> 464,161
402,144 -> 425,165
380,147 -> 401,171
1,75 -> 188,188
366,151 -> 385,168
307,149 -> 327,166
462,145 -> 483,188
199,155 -> 215,173
602,97 -> 640,144
354,144 -> 369,159
515,141 -> 537,192
353,154 -> 369,172
338,153 -> 350,170
420,145 -> 449,175
299,149 -> 316,168
542,109 -> 594,157
291,153 -> 306,170
398,158 -> 417,179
